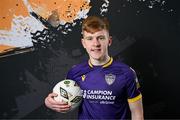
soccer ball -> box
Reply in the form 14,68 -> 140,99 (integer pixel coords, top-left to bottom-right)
53,79 -> 82,112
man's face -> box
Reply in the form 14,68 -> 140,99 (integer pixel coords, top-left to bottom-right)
81,29 -> 112,61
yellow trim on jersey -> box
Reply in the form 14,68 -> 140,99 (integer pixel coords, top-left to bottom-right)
128,94 -> 142,103
102,57 -> 113,68
88,60 -> 93,68
88,57 -> 113,68
137,82 -> 141,89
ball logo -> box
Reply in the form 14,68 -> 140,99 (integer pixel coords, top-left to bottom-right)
70,96 -> 82,103
64,80 -> 70,87
53,79 -> 82,113
60,87 -> 69,100
64,80 -> 70,84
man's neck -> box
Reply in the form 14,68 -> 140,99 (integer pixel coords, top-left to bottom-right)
89,56 -> 111,66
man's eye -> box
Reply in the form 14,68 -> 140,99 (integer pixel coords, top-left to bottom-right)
98,36 -> 105,40
85,37 -> 93,40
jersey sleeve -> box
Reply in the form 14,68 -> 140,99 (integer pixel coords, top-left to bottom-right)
125,68 -> 142,103
65,64 -> 78,80
66,69 -> 74,80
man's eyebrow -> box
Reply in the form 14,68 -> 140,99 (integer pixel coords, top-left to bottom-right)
97,35 -> 105,37
83,34 -> 105,38
84,36 -> 92,38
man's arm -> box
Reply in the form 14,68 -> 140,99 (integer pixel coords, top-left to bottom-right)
128,98 -> 144,120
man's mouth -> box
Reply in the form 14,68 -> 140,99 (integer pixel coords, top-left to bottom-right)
91,49 -> 101,52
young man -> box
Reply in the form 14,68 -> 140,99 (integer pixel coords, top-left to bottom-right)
45,16 -> 144,119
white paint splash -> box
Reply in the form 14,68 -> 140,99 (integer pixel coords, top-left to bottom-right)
137,0 -> 169,9
22,0 -> 33,13
0,15 -> 44,47
75,9 -> 90,20
122,0 -> 174,14
60,7 -> 90,34
100,0 -> 110,16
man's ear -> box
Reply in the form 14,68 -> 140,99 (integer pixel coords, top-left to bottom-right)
81,39 -> 86,48
108,36 -> 112,46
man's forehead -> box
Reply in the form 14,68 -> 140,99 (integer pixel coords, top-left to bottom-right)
83,30 -> 109,37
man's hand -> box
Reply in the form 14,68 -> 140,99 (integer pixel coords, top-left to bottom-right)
45,93 -> 71,113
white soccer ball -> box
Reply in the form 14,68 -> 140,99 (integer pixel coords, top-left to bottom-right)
53,79 -> 82,112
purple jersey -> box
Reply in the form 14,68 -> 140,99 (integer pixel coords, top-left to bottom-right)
66,57 -> 142,119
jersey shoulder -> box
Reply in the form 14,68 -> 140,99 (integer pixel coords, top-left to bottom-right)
111,60 -> 135,79
111,60 -> 131,73
66,60 -> 90,79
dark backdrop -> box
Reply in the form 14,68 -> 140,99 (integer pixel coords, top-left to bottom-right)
0,0 -> 180,119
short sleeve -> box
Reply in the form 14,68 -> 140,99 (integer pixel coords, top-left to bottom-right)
125,68 -> 142,103
65,64 -> 79,80
66,69 -> 74,80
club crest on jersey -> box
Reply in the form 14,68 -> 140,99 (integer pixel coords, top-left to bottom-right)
105,74 -> 116,85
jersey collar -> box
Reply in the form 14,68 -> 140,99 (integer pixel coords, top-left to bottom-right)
88,57 -> 113,68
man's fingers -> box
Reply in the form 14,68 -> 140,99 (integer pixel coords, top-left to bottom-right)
53,107 -> 71,113
48,93 -> 58,97
51,104 -> 71,112
51,104 -> 70,109
47,97 -> 68,105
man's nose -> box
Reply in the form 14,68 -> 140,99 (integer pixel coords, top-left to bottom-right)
93,38 -> 101,47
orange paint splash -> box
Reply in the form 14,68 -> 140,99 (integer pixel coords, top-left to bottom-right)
29,0 -> 91,22
0,0 -> 91,30
0,44 -> 15,53
0,0 -> 29,30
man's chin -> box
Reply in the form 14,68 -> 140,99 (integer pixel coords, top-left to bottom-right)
90,55 -> 103,61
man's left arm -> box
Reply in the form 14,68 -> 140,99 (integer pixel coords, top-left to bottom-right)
128,98 -> 144,120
